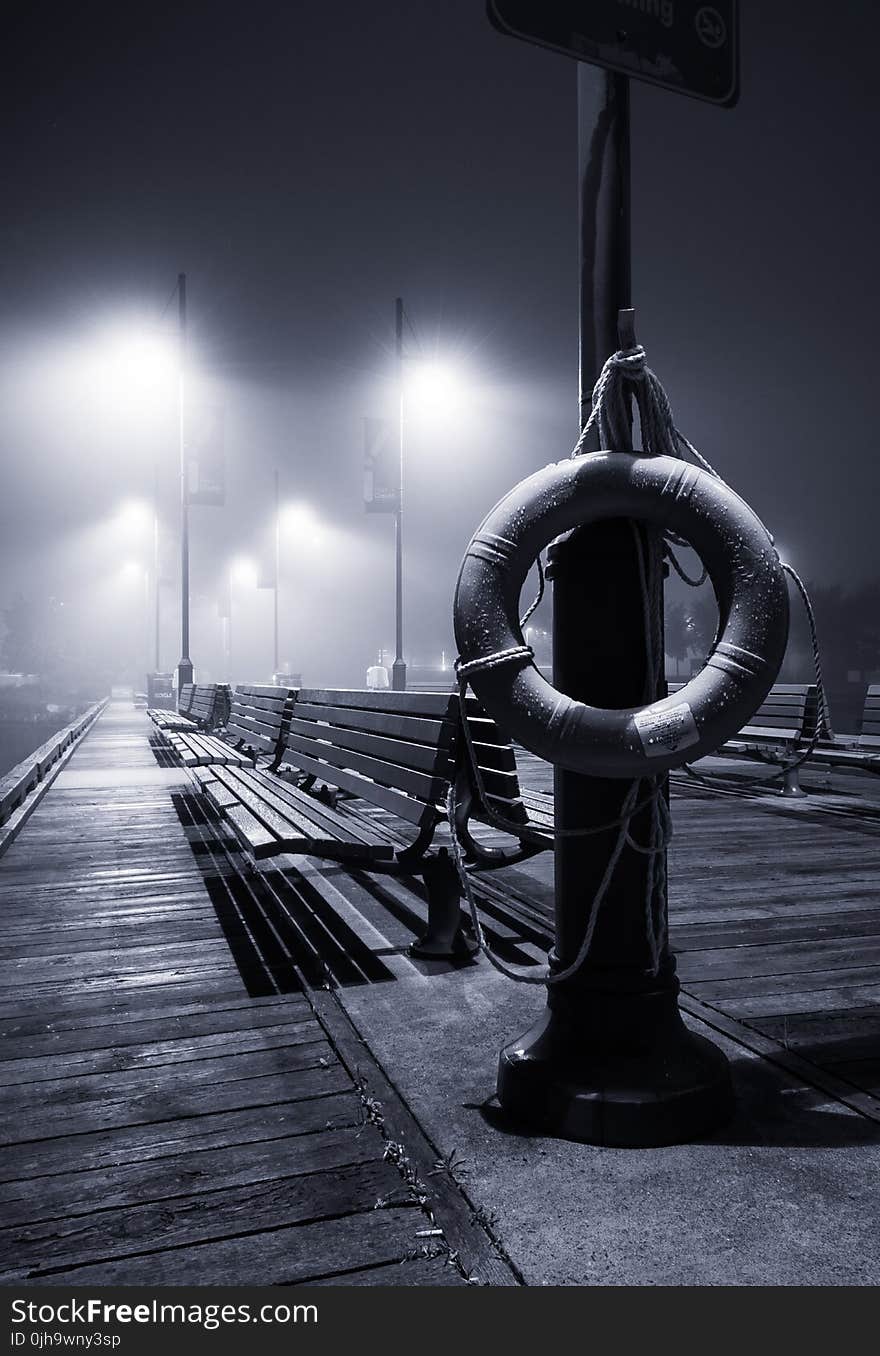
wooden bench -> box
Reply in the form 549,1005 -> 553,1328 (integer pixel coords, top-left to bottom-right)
163,684 -> 294,769
715,683 -> 818,794
804,685 -> 880,776
148,682 -> 197,732
188,688 -> 547,958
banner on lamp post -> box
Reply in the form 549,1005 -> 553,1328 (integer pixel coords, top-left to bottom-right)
363,417 -> 399,513
187,405 -> 226,506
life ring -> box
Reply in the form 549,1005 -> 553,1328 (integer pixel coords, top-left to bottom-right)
453,452 -> 789,778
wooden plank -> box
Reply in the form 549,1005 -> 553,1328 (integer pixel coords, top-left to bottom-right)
0,1016 -> 321,1085
222,801 -> 283,856
287,716 -> 454,777
0,1161 -> 410,1281
294,701 -> 454,746
214,767 -> 392,857
280,747 -> 435,828
306,1256 -> 466,1286
0,999 -> 312,1060
237,768 -> 379,841
2,1061 -> 351,1143
0,1124 -> 382,1228
0,1091 -> 361,1183
285,733 -> 447,809
26,1207 -> 429,1285
299,687 -> 457,718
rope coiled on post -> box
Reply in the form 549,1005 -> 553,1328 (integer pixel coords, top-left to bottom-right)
448,339 -> 831,985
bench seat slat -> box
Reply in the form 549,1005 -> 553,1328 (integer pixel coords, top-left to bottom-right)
207,767 -> 393,861
223,803 -> 283,858
233,768 -> 387,848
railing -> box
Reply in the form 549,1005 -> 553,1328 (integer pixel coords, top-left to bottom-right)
0,698 -> 108,829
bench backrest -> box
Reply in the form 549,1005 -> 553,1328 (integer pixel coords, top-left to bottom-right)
457,699 -> 529,827
177,683 -> 195,714
741,684 -> 815,741
226,684 -> 296,760
189,684 -> 229,729
860,685 -> 880,749
669,681 -> 815,743
280,689 -> 460,828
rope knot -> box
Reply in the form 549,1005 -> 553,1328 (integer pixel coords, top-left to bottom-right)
606,344 -> 647,381
455,645 -> 534,682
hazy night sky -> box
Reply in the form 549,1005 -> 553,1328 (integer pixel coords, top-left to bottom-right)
1,0 -> 878,686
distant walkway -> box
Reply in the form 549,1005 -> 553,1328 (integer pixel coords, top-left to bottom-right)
0,703 -> 512,1286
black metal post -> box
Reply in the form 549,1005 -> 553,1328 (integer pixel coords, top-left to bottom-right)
176,272 -> 194,691
391,296 -> 407,691
152,462 -> 161,673
273,468 -> 280,678
496,68 -> 733,1146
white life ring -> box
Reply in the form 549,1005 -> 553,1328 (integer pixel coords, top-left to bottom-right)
453,452 -> 789,778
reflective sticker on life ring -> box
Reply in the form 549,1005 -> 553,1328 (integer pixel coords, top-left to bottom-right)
634,702 -> 700,758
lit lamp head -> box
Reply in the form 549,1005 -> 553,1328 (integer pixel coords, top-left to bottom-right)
280,503 -> 323,547
406,359 -> 468,418
230,556 -> 258,588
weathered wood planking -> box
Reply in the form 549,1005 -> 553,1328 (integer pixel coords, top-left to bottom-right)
0,704 -> 477,1285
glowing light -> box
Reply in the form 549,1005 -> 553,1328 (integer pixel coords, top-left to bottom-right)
119,560 -> 146,582
73,318 -> 178,423
230,556 -> 258,588
115,499 -> 153,535
280,502 -> 324,547
406,360 -> 469,417
101,326 -> 175,398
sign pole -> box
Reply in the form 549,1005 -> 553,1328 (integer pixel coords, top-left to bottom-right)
176,272 -> 194,691
496,66 -> 733,1146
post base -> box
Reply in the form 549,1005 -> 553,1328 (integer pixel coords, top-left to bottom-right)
496,1003 -> 735,1148
391,660 -> 407,692
779,766 -> 806,798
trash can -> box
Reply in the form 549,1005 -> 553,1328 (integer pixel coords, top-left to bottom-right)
147,671 -> 175,710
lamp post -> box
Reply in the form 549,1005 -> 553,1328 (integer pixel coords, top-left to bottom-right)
392,297 -> 406,691
175,273 -> 193,692
152,464 -> 161,672
273,468 -> 280,678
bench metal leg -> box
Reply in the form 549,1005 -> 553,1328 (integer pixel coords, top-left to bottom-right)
409,849 -> 478,961
779,764 -> 806,798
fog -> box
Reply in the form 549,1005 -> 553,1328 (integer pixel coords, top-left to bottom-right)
1,1 -> 878,716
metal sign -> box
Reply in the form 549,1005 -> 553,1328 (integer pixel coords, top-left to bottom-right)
487,0 -> 738,106
363,417 -> 399,513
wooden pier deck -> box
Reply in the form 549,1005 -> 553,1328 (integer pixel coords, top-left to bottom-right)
0,705 -> 511,1286
1,703 -> 878,1284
